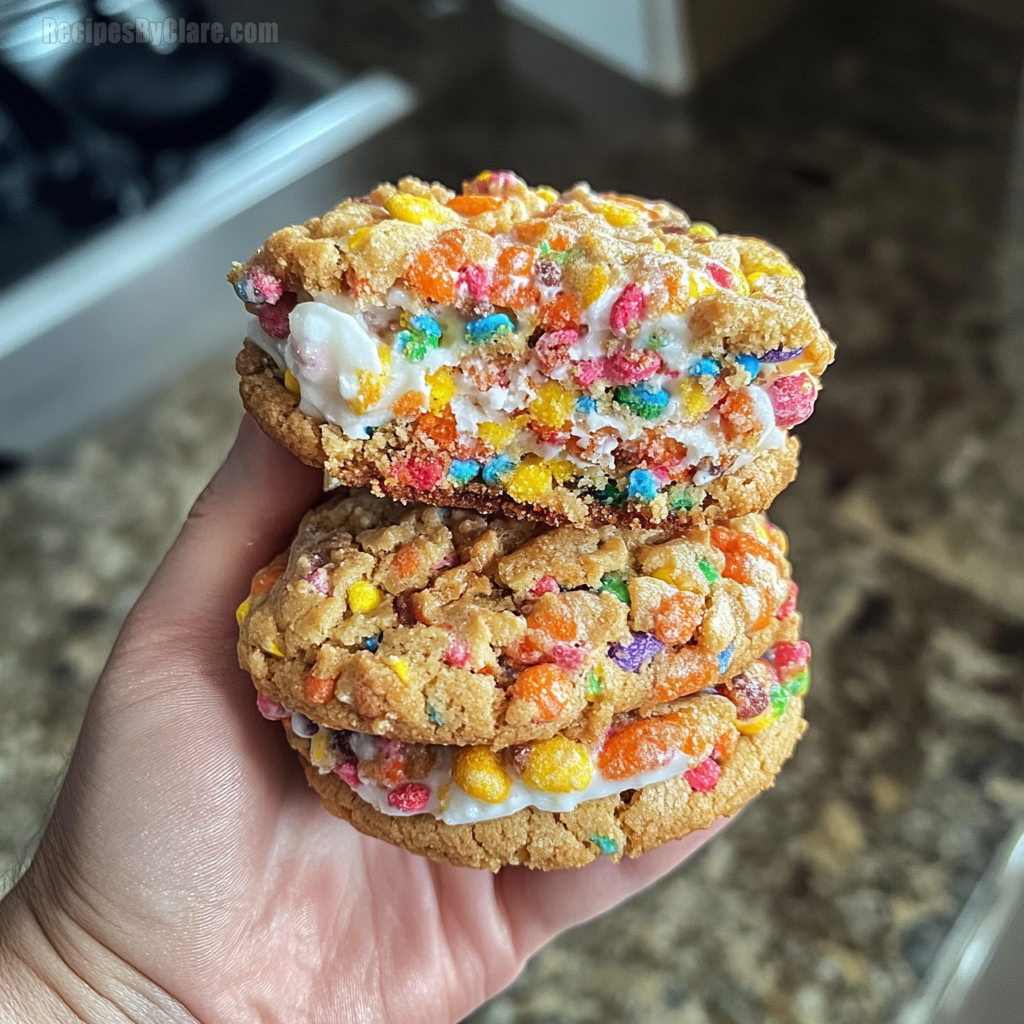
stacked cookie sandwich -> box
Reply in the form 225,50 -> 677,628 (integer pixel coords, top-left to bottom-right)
232,171 -> 832,870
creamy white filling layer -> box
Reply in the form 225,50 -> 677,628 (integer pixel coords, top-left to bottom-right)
250,292 -> 785,481
339,737 -> 699,827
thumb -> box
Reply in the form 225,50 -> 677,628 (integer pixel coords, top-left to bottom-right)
123,415 -> 323,653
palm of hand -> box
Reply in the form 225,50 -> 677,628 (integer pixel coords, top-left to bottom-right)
22,421 -> 722,1024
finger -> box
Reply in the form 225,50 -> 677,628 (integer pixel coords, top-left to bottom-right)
497,816 -> 731,958
128,416 -> 322,642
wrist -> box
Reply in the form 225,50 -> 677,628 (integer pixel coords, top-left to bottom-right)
0,875 -> 199,1024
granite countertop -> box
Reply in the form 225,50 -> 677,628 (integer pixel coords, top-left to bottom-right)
3,2 -> 1024,1022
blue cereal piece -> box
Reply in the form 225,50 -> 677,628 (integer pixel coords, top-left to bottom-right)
590,834 -> 620,856
482,454 -> 516,487
575,395 -> 597,414
735,353 -> 760,380
627,469 -> 659,503
613,384 -> 670,421
718,642 -> 735,674
448,459 -> 481,486
466,313 -> 514,344
689,357 -> 721,378
396,314 -> 442,362
364,633 -> 383,653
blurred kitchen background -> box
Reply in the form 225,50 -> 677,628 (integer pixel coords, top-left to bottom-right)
2,0 -> 1024,1021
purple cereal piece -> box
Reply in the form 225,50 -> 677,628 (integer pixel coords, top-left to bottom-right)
761,345 -> 805,363
608,631 -> 664,672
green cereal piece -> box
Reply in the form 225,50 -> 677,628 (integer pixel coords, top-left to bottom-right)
599,573 -> 631,605
590,835 -> 620,856
585,670 -> 603,700
698,557 -> 720,584
427,702 -> 444,726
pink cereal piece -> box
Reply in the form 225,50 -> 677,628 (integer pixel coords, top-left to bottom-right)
393,456 -> 445,490
652,466 -> 673,485
334,760 -> 360,788
773,640 -> 811,675
388,781 -> 431,813
256,693 -> 289,720
256,291 -> 297,339
531,575 -> 560,596
445,636 -> 471,667
247,268 -> 284,305
535,328 -> 579,375
461,263 -> 492,302
610,283 -> 645,336
575,358 -> 607,387
684,757 -> 722,793
768,372 -> 817,428
606,348 -> 661,385
776,581 -> 799,619
707,263 -> 736,290
549,641 -> 589,672
305,567 -> 332,596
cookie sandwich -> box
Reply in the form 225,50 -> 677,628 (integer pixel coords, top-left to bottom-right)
232,171 -> 834,530
237,491 -> 811,869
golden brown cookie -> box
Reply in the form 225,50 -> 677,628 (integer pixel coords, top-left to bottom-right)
237,490 -> 802,747
231,171 -> 831,530
286,694 -> 808,871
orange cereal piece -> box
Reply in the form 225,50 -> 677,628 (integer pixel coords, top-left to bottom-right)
598,702 -> 730,780
652,591 -> 704,646
447,194 -> 503,216
649,648 -> 719,703
303,672 -> 336,705
749,587 -> 774,630
251,553 -> 288,596
391,545 -> 421,580
713,724 -> 741,765
597,717 -> 683,780
719,391 -> 759,441
526,596 -> 577,641
512,663 -> 573,722
493,244 -> 539,308
415,407 -> 458,449
406,247 -> 456,304
541,291 -> 582,331
548,227 -> 572,251
392,391 -> 425,418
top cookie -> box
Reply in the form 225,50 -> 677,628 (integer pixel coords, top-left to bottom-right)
231,171 -> 834,529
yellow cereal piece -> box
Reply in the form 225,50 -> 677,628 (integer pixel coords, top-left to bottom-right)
547,458 -> 576,484
680,379 -> 713,420
425,366 -> 455,412
529,381 -> 575,428
688,271 -> 719,301
536,185 -> 559,203
437,782 -> 450,813
736,713 -> 772,736
522,736 -> 594,793
478,420 -> 518,451
651,239 -> 666,252
309,729 -> 332,767
452,747 -> 512,803
347,226 -> 373,250
349,372 -> 383,413
746,272 -> 768,290
264,640 -> 285,658
284,368 -> 301,396
385,192 -> 450,224
689,222 -> 719,240
347,580 -> 383,614
598,201 -> 642,227
507,461 -> 553,502
235,596 -> 251,626
386,656 -> 410,684
581,264 -> 609,306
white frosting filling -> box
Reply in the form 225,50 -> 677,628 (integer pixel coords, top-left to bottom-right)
338,737 -> 700,826
252,294 -> 784,484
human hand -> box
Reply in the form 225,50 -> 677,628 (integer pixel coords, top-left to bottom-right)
0,418 -> 727,1024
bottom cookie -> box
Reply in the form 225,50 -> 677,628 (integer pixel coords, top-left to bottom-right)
287,696 -> 806,871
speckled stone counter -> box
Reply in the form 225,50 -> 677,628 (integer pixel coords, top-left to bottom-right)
3,2 -> 1024,1023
